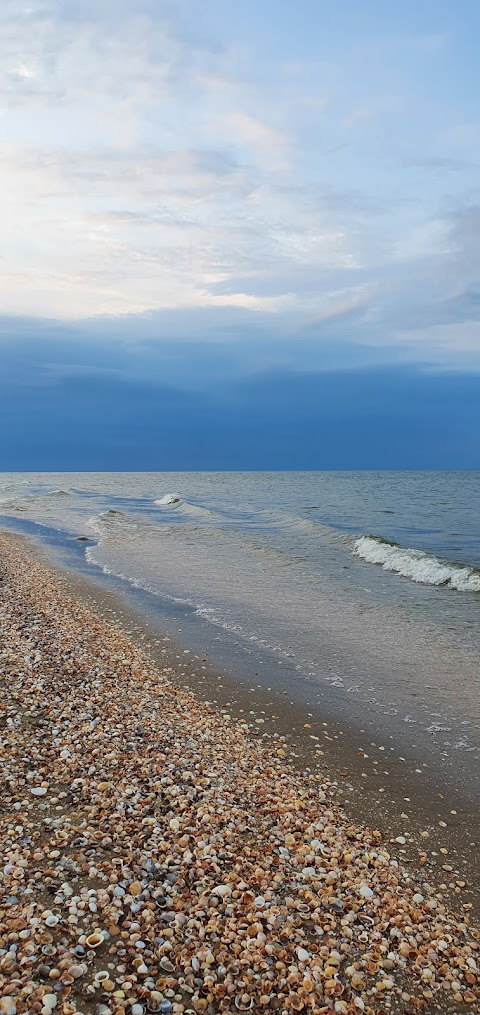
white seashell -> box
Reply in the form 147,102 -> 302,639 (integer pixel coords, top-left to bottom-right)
69,964 -> 85,978
0,1000 -> 17,1015
45,914 -> 59,927
358,885 -> 373,899
412,893 -> 424,904
40,995 -> 57,1014
212,884 -> 232,897
131,1006 -> 145,1015
31,787 -> 47,796
297,947 -> 310,962
85,932 -> 104,949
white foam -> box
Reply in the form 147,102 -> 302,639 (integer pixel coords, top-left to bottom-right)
154,494 -> 182,506
354,536 -> 480,592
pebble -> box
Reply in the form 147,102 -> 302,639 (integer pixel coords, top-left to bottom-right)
0,533 -> 478,1015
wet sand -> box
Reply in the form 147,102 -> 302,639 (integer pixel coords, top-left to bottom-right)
0,531 -> 479,1014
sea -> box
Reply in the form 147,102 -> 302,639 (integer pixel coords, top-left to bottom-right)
1,471 -> 479,797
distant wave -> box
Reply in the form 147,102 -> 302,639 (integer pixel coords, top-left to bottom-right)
154,493 -> 182,506
354,535 -> 480,592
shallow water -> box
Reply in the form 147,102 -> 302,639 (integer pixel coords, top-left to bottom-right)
1,471 -> 479,784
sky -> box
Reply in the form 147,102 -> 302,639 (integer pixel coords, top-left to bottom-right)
1,0 -> 480,468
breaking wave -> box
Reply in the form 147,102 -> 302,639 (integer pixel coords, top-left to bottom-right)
154,494 -> 182,506
354,535 -> 480,592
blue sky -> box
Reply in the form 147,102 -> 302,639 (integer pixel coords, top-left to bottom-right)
1,0 -> 480,467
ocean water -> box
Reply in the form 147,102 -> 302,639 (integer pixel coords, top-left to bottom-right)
1,471 -> 479,777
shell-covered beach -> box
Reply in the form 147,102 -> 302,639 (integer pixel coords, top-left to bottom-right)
1,533 -> 478,1015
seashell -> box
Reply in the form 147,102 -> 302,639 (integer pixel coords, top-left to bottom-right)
40,994 -> 57,1014
234,996 -> 254,1011
131,1006 -> 145,1015
159,958 -> 174,973
329,898 -> 344,914
356,913 -> 374,926
296,903 -> 311,916
94,971 -> 110,983
85,932 -> 104,949
42,945 -> 57,956
0,1001 -> 17,1015
212,884 -> 232,898
45,915 -> 59,927
69,964 -> 86,979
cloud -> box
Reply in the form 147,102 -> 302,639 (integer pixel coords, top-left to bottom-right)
0,0 -> 478,371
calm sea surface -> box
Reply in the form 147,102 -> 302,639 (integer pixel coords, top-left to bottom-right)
1,471 -> 479,780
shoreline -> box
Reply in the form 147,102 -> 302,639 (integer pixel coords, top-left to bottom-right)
1,514 -> 479,814
9,527 -> 479,905
0,530 -> 479,1013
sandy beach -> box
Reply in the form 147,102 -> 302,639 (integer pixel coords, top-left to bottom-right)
1,532 -> 479,1015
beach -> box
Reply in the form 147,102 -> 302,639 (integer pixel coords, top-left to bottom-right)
0,531 -> 479,1015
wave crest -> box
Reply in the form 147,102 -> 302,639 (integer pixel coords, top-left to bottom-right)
154,493 -> 182,506
353,536 -> 480,592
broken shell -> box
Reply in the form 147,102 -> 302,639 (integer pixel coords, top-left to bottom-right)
85,933 -> 104,949
234,996 -> 254,1011
329,898 -> 344,914
356,913 -> 374,926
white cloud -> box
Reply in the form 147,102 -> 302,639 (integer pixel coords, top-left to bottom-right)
0,0 -> 477,356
